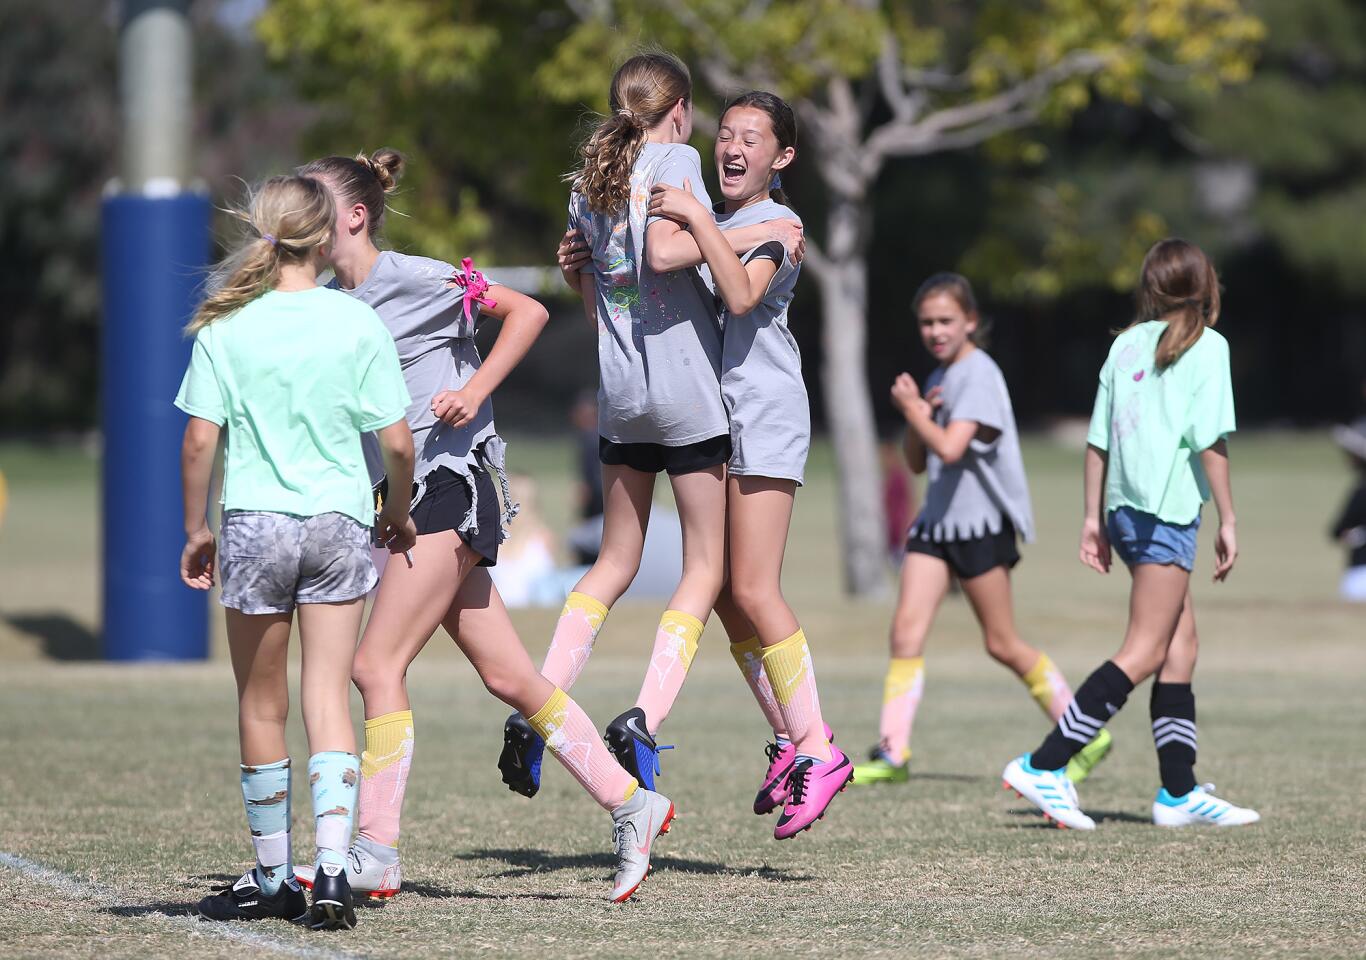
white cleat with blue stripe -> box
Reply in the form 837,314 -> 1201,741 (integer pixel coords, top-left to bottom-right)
1152,784 -> 1260,827
1002,754 -> 1096,830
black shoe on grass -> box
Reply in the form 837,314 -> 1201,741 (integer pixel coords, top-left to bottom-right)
197,871 -> 308,923
499,712 -> 545,798
309,861 -> 357,931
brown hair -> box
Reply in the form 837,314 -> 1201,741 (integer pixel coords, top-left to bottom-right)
722,90 -> 797,206
1129,237 -> 1221,369
569,52 -> 692,215
187,175 -> 335,334
298,148 -> 405,237
913,272 -> 990,347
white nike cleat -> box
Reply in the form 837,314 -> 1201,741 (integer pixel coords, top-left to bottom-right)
609,788 -> 675,903
293,836 -> 402,898
1152,784 -> 1260,827
1003,754 -> 1096,831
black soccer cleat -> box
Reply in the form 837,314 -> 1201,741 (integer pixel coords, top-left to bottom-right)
309,861 -> 357,931
499,712 -> 545,798
604,707 -> 671,792
196,870 -> 309,923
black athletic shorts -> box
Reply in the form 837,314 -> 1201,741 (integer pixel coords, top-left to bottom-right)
598,434 -> 731,475
904,519 -> 1020,580
376,465 -> 500,566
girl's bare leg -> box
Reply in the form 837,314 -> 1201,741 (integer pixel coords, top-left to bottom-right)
664,465 -> 729,620
1113,564 -> 1191,683
1157,591 -> 1198,683
572,464 -> 655,606
352,530 -> 482,719
726,475 -> 798,642
297,598 -> 366,755
958,567 -> 1040,676
442,567 -> 554,717
226,609 -> 292,766
889,553 -> 950,659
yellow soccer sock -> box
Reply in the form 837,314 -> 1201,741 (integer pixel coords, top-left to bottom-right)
357,710 -> 414,848
760,629 -> 829,758
879,657 -> 924,765
1021,652 -> 1071,720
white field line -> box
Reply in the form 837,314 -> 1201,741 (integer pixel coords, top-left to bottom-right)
0,851 -> 360,960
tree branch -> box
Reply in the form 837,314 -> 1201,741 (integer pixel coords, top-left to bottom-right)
864,49 -> 1112,169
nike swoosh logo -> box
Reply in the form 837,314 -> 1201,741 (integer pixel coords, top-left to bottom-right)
508,754 -> 523,770
624,716 -> 652,742
634,810 -> 656,856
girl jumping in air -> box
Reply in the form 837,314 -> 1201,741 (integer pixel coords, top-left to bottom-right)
291,150 -> 674,905
1003,238 -> 1260,830
178,175 -> 417,931
643,90 -> 852,837
499,54 -> 803,804
848,274 -> 1112,788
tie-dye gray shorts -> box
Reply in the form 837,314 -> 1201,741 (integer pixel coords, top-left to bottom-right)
219,511 -> 377,615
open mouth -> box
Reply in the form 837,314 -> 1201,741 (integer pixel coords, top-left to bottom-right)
722,161 -> 747,186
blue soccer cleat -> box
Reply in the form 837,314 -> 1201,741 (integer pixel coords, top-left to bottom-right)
604,707 -> 672,792
499,713 -> 546,798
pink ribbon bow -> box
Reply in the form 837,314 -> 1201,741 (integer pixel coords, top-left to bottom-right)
451,257 -> 497,327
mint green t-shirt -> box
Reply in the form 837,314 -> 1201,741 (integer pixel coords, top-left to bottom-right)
174,287 -> 410,525
1086,320 -> 1235,525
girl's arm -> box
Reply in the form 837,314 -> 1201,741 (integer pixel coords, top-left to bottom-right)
558,229 -> 591,296
1079,443 -> 1111,574
902,424 -> 927,475
180,416 -> 221,589
432,286 -> 550,429
646,183 -> 803,277
646,181 -> 775,314
577,270 -> 598,334
1200,439 -> 1238,581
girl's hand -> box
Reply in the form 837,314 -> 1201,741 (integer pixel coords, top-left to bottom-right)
1079,517 -> 1111,574
890,373 -> 924,418
557,229 -> 591,273
1213,521 -> 1238,582
767,219 -> 805,265
926,385 -> 945,411
648,181 -> 708,226
377,508 -> 418,556
180,527 -> 216,589
432,387 -> 484,429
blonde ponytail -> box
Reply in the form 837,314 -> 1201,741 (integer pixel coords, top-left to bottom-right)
188,175 -> 335,334
567,52 -> 692,215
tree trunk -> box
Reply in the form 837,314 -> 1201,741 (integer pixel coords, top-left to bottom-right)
813,190 -> 888,598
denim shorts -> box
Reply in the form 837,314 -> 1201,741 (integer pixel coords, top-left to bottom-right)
1106,506 -> 1200,572
219,510 -> 376,615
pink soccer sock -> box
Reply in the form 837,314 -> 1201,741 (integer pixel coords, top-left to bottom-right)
540,592 -> 609,690
356,710 -> 414,848
729,636 -> 788,737
878,657 -> 925,765
634,610 -> 704,734
760,629 -> 833,762
527,688 -> 638,810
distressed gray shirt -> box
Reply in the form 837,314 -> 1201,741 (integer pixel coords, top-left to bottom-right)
712,198 -> 809,483
910,348 -> 1035,542
568,142 -> 728,446
335,251 -> 513,538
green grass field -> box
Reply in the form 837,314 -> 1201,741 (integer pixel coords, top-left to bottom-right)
1,435 -> 1363,959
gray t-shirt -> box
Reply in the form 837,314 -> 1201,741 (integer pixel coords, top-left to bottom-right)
712,198 -> 809,483
568,143 -> 728,446
336,250 -> 513,537
910,349 -> 1035,542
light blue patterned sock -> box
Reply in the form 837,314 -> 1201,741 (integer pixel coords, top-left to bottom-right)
308,751 -> 359,870
239,758 -> 291,895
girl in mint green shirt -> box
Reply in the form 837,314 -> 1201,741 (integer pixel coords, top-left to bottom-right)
1003,238 -> 1259,833
177,174 -> 417,929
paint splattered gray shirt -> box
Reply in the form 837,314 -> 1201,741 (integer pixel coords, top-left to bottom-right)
712,198 -> 809,483
568,143 -> 728,446
910,349 -> 1035,543
335,251 -> 513,537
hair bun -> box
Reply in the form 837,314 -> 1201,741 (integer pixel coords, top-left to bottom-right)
357,148 -> 406,194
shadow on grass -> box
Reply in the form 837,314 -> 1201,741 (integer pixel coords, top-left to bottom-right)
101,902 -> 198,918
400,881 -> 574,902
1004,808 -> 1149,826
911,771 -> 993,784
456,848 -> 813,883
4,613 -> 100,660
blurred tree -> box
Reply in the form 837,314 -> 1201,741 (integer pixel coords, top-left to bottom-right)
0,0 -> 303,432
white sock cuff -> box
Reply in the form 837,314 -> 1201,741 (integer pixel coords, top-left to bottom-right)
252,829 -> 290,868
314,817 -> 351,855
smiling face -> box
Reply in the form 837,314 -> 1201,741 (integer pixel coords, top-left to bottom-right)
917,291 -> 978,364
715,105 -> 794,206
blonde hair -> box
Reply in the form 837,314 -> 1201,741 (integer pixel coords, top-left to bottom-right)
1128,238 -> 1222,370
187,175 -> 335,334
568,52 -> 692,215
299,148 -> 405,237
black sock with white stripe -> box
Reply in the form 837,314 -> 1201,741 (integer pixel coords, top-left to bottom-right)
1151,681 -> 1197,796
1030,661 -> 1134,771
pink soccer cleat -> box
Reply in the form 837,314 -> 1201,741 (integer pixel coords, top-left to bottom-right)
773,744 -> 854,839
753,725 -> 836,816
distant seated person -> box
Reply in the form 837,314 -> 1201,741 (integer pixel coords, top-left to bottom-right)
488,474 -> 560,608
567,391 -> 605,565
1330,418 -> 1366,602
